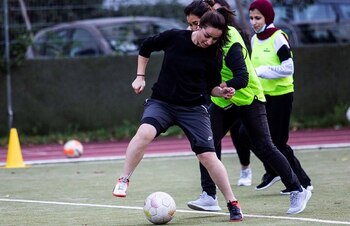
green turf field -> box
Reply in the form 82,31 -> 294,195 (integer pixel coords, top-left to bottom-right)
1,148 -> 349,225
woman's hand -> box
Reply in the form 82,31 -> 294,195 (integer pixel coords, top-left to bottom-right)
132,76 -> 146,94
221,87 -> 235,99
211,86 -> 235,99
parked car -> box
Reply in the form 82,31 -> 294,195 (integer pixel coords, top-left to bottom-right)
26,16 -> 185,59
273,0 -> 350,46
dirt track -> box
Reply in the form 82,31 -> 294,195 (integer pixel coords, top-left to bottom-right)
1,127 -> 349,165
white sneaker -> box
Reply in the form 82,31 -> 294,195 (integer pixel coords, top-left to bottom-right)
237,168 -> 252,186
112,177 -> 129,197
287,187 -> 312,214
187,191 -> 222,212
306,185 -> 314,192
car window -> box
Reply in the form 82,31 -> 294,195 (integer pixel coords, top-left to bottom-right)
97,23 -> 138,54
274,4 -> 336,23
34,29 -> 70,57
271,2 -> 350,46
294,4 -> 336,22
27,17 -> 186,58
70,29 -> 100,57
153,21 -> 182,32
132,22 -> 168,47
97,20 -> 183,54
339,4 -> 350,19
274,6 -> 290,22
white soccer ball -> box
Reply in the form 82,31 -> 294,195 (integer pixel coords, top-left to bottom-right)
63,140 -> 83,158
143,192 -> 176,225
346,106 -> 350,122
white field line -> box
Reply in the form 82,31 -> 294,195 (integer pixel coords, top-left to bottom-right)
0,198 -> 349,225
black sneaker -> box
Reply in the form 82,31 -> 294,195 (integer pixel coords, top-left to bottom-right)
255,174 -> 281,191
227,200 -> 243,222
280,187 -> 292,195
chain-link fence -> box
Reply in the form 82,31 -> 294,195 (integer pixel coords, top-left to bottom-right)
0,0 -> 189,44
1,0 -> 253,64
0,0 -> 193,68
0,0 -> 190,130
1,1 -> 101,57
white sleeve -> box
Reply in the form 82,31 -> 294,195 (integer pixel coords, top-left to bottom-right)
255,58 -> 294,79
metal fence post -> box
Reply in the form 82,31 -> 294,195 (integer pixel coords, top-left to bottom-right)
3,0 -> 14,130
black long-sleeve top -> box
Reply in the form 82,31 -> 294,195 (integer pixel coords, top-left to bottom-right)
139,29 -> 222,106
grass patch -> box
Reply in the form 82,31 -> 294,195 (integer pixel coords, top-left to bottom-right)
0,148 -> 349,225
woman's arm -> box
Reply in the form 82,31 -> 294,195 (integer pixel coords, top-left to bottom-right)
223,43 -> 249,90
132,55 -> 149,94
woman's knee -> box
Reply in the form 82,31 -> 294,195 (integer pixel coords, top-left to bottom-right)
197,152 -> 216,167
135,124 -> 157,141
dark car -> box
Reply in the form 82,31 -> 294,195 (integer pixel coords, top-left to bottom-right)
26,16 -> 185,59
273,0 -> 350,46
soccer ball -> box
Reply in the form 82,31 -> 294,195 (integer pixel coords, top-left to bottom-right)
346,106 -> 350,122
63,140 -> 83,158
143,192 -> 176,225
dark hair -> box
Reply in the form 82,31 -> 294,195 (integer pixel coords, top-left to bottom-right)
214,0 -> 252,55
199,9 -> 232,55
215,5 -> 235,27
214,0 -> 230,9
184,0 -> 214,18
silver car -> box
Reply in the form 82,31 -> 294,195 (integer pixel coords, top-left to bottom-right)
26,16 -> 185,59
273,0 -> 350,46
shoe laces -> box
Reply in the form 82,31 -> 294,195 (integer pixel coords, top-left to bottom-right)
227,201 -> 241,215
240,169 -> 250,178
199,191 -> 211,199
290,191 -> 301,206
117,177 -> 129,189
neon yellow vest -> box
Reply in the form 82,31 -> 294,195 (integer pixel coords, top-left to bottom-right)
211,26 -> 265,108
251,30 -> 294,96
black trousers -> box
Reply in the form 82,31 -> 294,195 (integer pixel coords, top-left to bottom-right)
263,93 -> 311,187
230,121 -> 250,166
200,98 -> 301,196
231,93 -> 311,188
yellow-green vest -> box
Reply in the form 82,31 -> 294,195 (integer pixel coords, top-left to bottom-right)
251,30 -> 294,96
211,26 -> 265,108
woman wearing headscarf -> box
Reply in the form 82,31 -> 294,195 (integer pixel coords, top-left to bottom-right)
247,0 -> 313,193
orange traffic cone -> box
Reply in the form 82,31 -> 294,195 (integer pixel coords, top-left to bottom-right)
5,128 -> 26,168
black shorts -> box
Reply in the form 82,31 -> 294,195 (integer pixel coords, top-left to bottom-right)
141,98 -> 215,154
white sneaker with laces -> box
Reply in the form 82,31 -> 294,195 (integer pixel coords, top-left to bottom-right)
237,168 -> 252,186
187,191 -> 222,212
112,177 -> 129,197
287,187 -> 312,214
